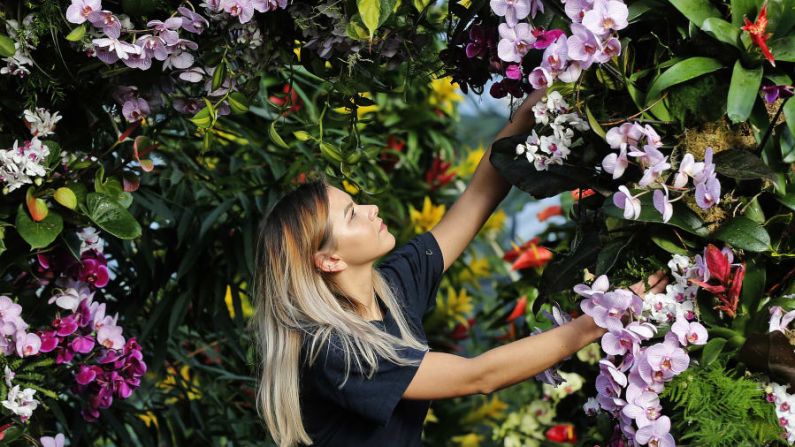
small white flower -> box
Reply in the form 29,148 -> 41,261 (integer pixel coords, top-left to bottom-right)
545,90 -> 569,113
4,366 -> 14,387
1,385 -> 38,420
23,108 -> 63,138
532,101 -> 550,125
77,226 -> 104,254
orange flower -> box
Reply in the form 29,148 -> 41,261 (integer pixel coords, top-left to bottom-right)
546,424 -> 577,443
504,239 -> 553,270
505,296 -> 527,322
537,205 -> 563,222
741,1 -> 775,67
425,155 -> 456,191
269,84 -> 303,114
570,188 -> 596,201
503,238 -> 541,263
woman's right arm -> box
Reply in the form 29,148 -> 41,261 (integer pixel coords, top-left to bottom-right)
403,314 -> 606,399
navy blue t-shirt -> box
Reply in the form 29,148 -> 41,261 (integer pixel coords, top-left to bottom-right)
299,231 -> 445,446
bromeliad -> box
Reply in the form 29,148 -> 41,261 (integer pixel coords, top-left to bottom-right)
741,1 -> 775,67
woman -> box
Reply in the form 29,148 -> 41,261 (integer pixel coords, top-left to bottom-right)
252,88 -> 668,446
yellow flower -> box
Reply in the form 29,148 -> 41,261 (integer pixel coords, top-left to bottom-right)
342,179 -> 360,195
458,0 -> 472,8
157,364 -> 203,404
452,433 -> 484,447
139,411 -> 159,429
429,77 -> 463,116
409,196 -> 445,234
458,256 -> 490,285
293,40 -> 301,61
225,285 -> 254,319
462,395 -> 509,425
424,407 -> 438,425
436,286 -> 473,326
456,145 -> 485,179
480,209 -> 506,236
333,92 -> 379,119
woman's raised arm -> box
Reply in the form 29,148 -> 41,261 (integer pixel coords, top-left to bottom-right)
431,87 -> 548,273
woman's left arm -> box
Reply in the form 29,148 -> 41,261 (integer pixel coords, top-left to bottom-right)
431,87 -> 548,273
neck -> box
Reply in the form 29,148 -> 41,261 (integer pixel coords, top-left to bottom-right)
331,263 -> 380,318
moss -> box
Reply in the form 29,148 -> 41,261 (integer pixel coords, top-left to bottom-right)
677,119 -> 757,161
683,193 -> 729,233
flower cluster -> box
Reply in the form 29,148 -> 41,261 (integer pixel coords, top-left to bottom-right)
0,15 -> 36,78
514,91 -> 589,171
0,107 -> 62,194
765,305 -> 795,443
492,399 -> 557,447
489,0 -> 628,93
688,244 -> 745,318
575,252 -> 714,446
606,121 -> 721,223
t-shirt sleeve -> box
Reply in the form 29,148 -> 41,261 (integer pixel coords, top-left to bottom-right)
307,335 -> 428,427
377,231 -> 445,321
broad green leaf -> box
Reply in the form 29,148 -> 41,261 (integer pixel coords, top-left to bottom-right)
190,107 -> 212,128
228,92 -> 249,114
81,193 -> 142,240
713,215 -> 771,252
0,35 -> 14,58
15,205 -> 63,249
781,126 -> 795,163
713,148 -> 776,182
65,25 -> 87,42
212,61 -> 226,92
771,36 -> 795,62
596,233 -> 636,275
740,257 -> 766,315
645,57 -> 724,104
601,193 -> 711,237
651,233 -> 691,255
668,0 -> 721,27
785,98 -> 795,139
702,18 -> 741,48
767,0 -> 795,38
727,60 -> 762,123
628,0 -> 662,22
701,337 -> 727,365
585,104 -> 606,139
358,0 -> 396,36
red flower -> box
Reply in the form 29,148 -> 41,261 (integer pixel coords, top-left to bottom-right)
545,424 -> 577,443
269,84 -> 303,114
570,188 -> 596,201
742,1 -> 775,67
0,423 -> 15,441
425,155 -> 456,191
688,244 -> 745,318
450,318 -> 476,340
506,296 -> 527,322
380,135 -> 405,172
503,239 -> 553,270
537,205 -> 563,222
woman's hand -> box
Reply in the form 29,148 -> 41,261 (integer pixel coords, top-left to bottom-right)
629,269 -> 669,297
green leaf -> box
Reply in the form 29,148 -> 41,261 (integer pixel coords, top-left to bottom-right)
712,148 -> 776,182
585,104 -> 606,139
190,107 -> 212,129
65,24 -> 87,42
596,233 -> 636,275
702,18 -> 741,48
228,92 -> 249,114
646,57 -> 724,104
0,35 -> 14,58
784,97 -> 795,138
601,193 -> 711,237
701,337 -> 727,366
15,205 -> 63,249
651,233 -> 691,255
81,193 -> 142,240
781,126 -> 795,163
713,215 -> 771,252
730,0 -> 757,27
628,0 -> 662,22
727,61 -> 763,123
668,0 -> 721,27
770,36 -> 795,62
740,257 -> 766,315
358,0 -> 396,36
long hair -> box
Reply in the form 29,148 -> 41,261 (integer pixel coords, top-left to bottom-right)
251,177 -> 429,446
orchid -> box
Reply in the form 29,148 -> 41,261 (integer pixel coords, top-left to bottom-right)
613,185 -> 642,220
670,317 -> 708,346
582,0 -> 629,36
490,0 -> 532,27
497,23 -> 536,63
567,23 -> 601,69
634,415 -> 675,447
22,108 -> 62,137
179,7 -> 210,34
88,10 -> 122,39
653,187 -> 673,223
768,306 -> 795,333
66,0 -> 102,25
1,385 -> 38,421
602,146 -> 629,179
762,84 -> 794,103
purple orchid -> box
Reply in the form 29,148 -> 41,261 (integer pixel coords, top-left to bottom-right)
179,7 -> 210,34
606,122 -> 644,150
528,66 -> 553,89
634,415 -> 675,447
602,146 -> 629,179
638,159 -> 671,187
640,338 -> 689,383
497,23 -> 536,63
672,153 -> 704,188
252,0 -> 289,12
613,185 -> 642,220
582,288 -> 641,332
222,0 -> 255,24
602,321 -> 656,356
66,0 -> 102,25
574,274 -> 611,297
505,64 -> 522,79
595,37 -> 622,63
582,0 -> 629,36
87,10 -> 122,39
762,84 -> 794,103
533,29 -> 566,49
671,317 -> 708,346
136,35 -> 170,61
78,251 -> 110,287
567,23 -> 601,69
565,0 -> 594,23
653,187 -> 673,223
769,306 -> 795,333
540,35 -> 569,72
92,37 -> 139,64
490,0 -> 532,27
121,47 -> 152,70
466,25 -> 490,58
147,18 -> 182,46
622,388 -> 663,427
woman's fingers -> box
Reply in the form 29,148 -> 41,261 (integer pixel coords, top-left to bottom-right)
628,269 -> 669,297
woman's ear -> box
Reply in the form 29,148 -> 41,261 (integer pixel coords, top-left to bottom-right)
313,252 -> 347,273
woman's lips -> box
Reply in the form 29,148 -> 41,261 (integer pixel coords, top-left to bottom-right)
380,222 -> 387,231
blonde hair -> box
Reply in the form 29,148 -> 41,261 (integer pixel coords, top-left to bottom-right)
250,177 -> 429,446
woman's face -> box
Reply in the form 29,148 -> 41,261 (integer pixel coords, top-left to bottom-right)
323,185 -> 395,269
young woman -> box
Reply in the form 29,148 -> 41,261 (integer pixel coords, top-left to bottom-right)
252,88 -> 669,447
